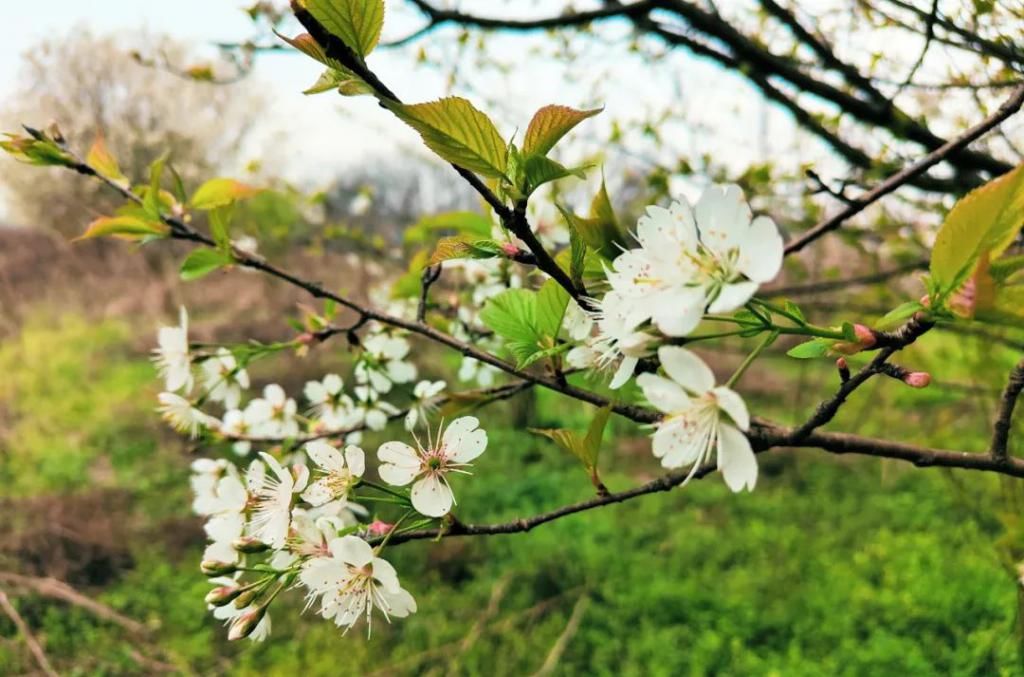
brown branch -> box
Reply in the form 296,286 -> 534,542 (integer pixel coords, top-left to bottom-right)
406,0 -> 659,31
990,359 -> 1024,461
0,572 -> 148,636
531,593 -> 590,677
0,589 -> 59,677
762,259 -> 927,298
784,84 -> 1024,255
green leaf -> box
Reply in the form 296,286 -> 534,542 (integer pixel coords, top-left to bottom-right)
480,289 -> 542,365
930,163 -> 1024,296
143,153 -> 168,219
569,224 -> 587,288
876,301 -> 925,330
86,135 -> 127,186
180,249 -> 234,281
191,178 -> 259,211
75,215 -> 169,241
428,236 -> 501,265
786,338 -> 832,359
523,105 -> 602,157
385,97 -> 507,179
391,250 -> 430,299
782,300 -> 807,325
517,343 -> 572,369
530,405 -> 610,472
303,67 -> 373,96
304,0 -> 385,58
536,279 -> 570,340
209,205 -> 234,250
522,155 -> 588,195
276,31 -> 341,67
0,130 -> 73,167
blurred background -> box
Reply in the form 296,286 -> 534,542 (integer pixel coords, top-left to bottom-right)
2,1 -> 1024,674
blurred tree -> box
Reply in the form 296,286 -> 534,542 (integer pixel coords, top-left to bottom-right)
0,29 -> 261,236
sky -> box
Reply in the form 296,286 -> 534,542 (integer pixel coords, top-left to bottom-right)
0,1 -> 802,214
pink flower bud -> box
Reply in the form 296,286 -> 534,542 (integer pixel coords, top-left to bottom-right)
200,560 -> 237,577
500,242 -> 520,257
853,324 -> 876,348
205,585 -> 242,607
227,605 -> 267,641
368,520 -> 393,537
835,357 -> 848,370
903,372 -> 931,388
232,537 -> 270,554
296,332 -> 316,346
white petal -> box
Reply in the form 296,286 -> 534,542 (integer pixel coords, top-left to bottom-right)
377,442 -> 420,486
305,440 -> 345,473
323,373 -> 344,394
442,416 -> 487,463
713,386 -> 749,431
370,557 -> 401,593
609,356 -> 638,390
330,535 -> 374,567
410,475 -> 454,517
386,360 -> 417,385
380,587 -> 417,618
707,281 -> 758,313
658,346 -> 715,393
304,381 -> 327,404
695,183 -> 750,254
651,417 -> 706,468
344,445 -> 365,477
205,512 -> 245,543
737,215 -> 783,283
404,408 -> 419,432
717,423 -> 757,492
636,373 -> 690,413
301,477 -> 335,507
365,408 -> 388,431
650,287 -> 706,337
300,557 -> 347,594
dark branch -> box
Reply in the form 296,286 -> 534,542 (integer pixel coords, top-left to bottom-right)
990,359 -> 1024,461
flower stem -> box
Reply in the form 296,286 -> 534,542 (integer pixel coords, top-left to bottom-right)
726,330 -> 779,388
359,480 -> 410,502
375,510 -> 414,553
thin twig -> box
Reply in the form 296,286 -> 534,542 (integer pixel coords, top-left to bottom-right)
0,589 -> 59,677
991,359 -> 1024,461
531,593 -> 590,677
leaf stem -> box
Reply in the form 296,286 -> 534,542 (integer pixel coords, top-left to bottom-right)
726,330 -> 779,388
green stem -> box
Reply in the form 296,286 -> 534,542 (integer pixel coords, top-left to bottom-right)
726,330 -> 779,388
375,510 -> 414,553
359,480 -> 410,502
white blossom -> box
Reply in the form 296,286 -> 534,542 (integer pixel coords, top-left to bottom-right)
637,346 -> 757,492
201,348 -> 249,410
251,452 -> 308,549
299,535 -> 416,635
301,441 -> 365,507
354,333 -> 417,395
458,356 -> 500,388
404,380 -> 446,431
157,392 -> 218,438
152,306 -> 193,393
246,384 -> 300,439
591,291 -> 658,389
377,416 -> 487,517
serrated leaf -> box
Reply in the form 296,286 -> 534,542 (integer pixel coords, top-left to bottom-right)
303,67 -> 373,96
480,289 -> 543,365
522,155 -> 587,195
180,248 -> 234,281
931,163 -> 1024,296
786,338 -> 832,359
523,105 -> 602,157
76,215 -> 169,241
276,31 -> 341,67
536,279 -> 570,340
517,343 -> 572,370
428,236 -> 501,265
305,0 -> 385,58
86,135 -> 128,186
557,205 -> 621,259
191,178 -> 259,211
385,97 -> 507,179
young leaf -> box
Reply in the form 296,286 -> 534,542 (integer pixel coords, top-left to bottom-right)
569,224 -> 587,288
76,215 -> 169,241
786,338 -> 832,359
303,67 -> 373,96
428,236 -> 501,265
523,105 -> 602,157
782,300 -> 807,325
531,405 -> 611,472
480,289 -> 541,365
536,279 -> 570,340
276,31 -> 340,67
143,153 -> 168,219
930,163 -> 1024,296
191,178 -> 259,211
304,0 -> 385,58
385,97 -> 508,179
876,301 -> 925,330
522,155 -> 588,195
517,343 -> 572,370
86,135 -> 128,186
209,206 -> 234,250
0,130 -> 73,167
180,249 -> 234,281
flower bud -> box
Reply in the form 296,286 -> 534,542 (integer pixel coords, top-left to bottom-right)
233,537 -> 271,554
853,324 -> 876,348
903,372 -> 931,388
835,357 -> 848,370
500,242 -> 520,258
233,587 -> 261,609
368,520 -> 394,537
296,332 -> 316,346
200,560 -> 237,577
227,605 -> 268,641
205,585 -> 242,607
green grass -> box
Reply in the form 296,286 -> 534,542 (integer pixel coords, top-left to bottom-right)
1,315 -> 1023,675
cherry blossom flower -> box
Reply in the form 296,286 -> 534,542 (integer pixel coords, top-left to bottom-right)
353,384 -> 400,431
220,409 -> 254,456
605,184 -> 783,337
591,291 -> 658,389
305,374 -> 360,429
377,416 -> 487,517
251,452 -> 308,548
458,356 -> 500,387
152,306 -> 193,393
190,458 -> 229,515
246,384 -> 300,439
201,348 -> 249,410
636,346 -> 757,492
299,535 -> 416,635
301,441 -> 365,507
354,333 -> 417,394
404,380 -> 446,431
157,392 -> 218,438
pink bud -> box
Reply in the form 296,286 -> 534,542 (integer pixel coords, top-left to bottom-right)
368,520 -> 393,537
853,324 -> 876,348
296,332 -> 316,346
919,294 -> 932,308
227,606 -> 267,641
835,357 -> 848,370
903,372 -> 931,388
500,242 -> 520,257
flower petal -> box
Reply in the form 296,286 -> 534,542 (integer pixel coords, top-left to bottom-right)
442,416 -> 487,463
737,215 -> 783,283
380,587 -> 417,618
377,442 -> 420,486
713,386 -> 749,431
330,535 -> 374,567
305,440 -> 345,473
609,355 -> 638,390
707,281 -> 758,314
344,445 -> 366,477
695,183 -> 750,254
717,423 -> 757,492
370,557 -> 401,593
650,287 -> 705,337
658,346 -> 715,393
637,373 -> 690,413
301,477 -> 335,507
410,475 -> 454,517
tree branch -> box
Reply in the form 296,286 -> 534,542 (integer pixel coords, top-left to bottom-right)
990,359 -> 1024,461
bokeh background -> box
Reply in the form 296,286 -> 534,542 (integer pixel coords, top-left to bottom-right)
2,1 -> 1024,674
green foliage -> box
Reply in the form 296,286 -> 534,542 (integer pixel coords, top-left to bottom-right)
786,337 -> 832,359
404,210 -> 493,245
428,236 -> 501,265
75,215 -> 169,241
930,163 -> 1024,298
85,135 -> 128,187
523,105 -> 602,157
180,248 -> 234,280
304,0 -> 385,59
385,97 -> 508,179
480,280 -> 569,368
558,179 -> 628,259
0,126 -> 73,167
531,405 -> 611,477
191,177 -> 259,211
